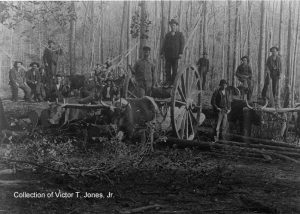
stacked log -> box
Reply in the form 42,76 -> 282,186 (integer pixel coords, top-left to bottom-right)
158,136 -> 300,163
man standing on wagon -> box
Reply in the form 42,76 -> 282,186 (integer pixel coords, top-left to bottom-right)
262,46 -> 282,108
43,40 -> 62,80
133,46 -> 156,97
161,19 -> 185,86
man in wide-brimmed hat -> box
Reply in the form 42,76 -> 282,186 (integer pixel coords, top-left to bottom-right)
262,46 -> 282,107
196,50 -> 209,90
43,39 -> 62,80
160,19 -> 185,86
9,61 -> 32,102
133,46 -> 156,97
236,56 -> 253,100
211,79 -> 231,141
26,62 -> 43,101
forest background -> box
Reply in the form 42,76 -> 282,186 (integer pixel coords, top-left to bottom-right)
0,0 -> 299,106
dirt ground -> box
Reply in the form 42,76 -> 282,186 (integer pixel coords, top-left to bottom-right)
0,95 -> 299,214
0,149 -> 299,214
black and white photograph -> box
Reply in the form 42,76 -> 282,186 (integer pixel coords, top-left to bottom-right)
0,0 -> 299,213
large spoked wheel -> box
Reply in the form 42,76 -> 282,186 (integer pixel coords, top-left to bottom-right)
123,74 -> 140,99
171,65 -> 202,140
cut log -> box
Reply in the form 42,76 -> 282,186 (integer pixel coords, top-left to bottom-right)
276,151 -> 300,159
0,180 -> 40,186
158,138 -> 300,163
198,127 -> 299,149
262,107 -> 300,113
158,137 -> 212,151
119,204 -> 166,214
217,140 -> 300,154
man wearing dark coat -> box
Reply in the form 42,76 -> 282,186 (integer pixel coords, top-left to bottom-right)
26,62 -> 43,101
133,46 -> 156,97
48,73 -> 69,102
236,56 -> 253,100
262,46 -> 282,107
196,51 -> 209,90
211,79 -> 231,141
9,61 -> 32,102
161,19 -> 185,86
43,40 -> 62,79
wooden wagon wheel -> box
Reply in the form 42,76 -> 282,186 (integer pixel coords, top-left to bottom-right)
171,65 -> 202,140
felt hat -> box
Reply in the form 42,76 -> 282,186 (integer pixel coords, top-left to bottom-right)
13,61 -> 23,67
270,46 -> 279,52
30,62 -> 40,67
169,19 -> 179,25
241,56 -> 249,61
48,40 -> 55,45
143,46 -> 151,51
219,79 -> 228,86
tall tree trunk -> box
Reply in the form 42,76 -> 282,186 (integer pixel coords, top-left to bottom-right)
247,0 -> 251,59
127,1 -> 131,66
101,1 -> 104,64
69,1 -> 76,75
291,2 -> 300,107
198,3 -> 203,57
222,6 -> 226,79
284,1 -> 293,108
119,1 -> 127,55
257,0 -> 266,96
178,0 -> 183,32
264,3 -> 269,62
211,3 -> 216,90
82,3 -> 88,72
232,0 -> 239,86
168,0 -> 172,23
278,0 -> 284,105
226,0 -> 231,83
279,0 -> 284,53
202,1 -> 207,52
160,0 -> 166,82
89,2 -> 94,67
139,1 -> 147,58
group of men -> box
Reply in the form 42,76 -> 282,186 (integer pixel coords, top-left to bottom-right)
9,61 -> 69,102
9,40 -> 68,102
8,17 -> 283,141
211,46 -> 282,140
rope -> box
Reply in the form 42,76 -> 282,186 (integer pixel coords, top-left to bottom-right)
116,42 -> 139,67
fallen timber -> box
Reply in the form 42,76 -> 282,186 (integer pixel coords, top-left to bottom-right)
158,137 -> 300,163
262,106 -> 300,113
198,127 -> 299,149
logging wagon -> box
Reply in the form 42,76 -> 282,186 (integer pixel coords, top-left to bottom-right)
62,64 -> 204,140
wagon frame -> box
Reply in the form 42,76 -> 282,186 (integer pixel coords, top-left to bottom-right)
123,65 -> 203,140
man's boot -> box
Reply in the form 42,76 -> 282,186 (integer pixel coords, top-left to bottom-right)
214,132 -> 220,142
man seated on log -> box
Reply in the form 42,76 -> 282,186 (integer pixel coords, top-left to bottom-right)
9,61 -> 33,102
235,56 -> 253,100
78,75 -> 103,104
48,73 -> 69,102
26,62 -> 44,102
211,79 -> 231,141
132,46 -> 156,97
